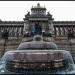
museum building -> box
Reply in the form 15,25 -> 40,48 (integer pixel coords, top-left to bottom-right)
0,3 -> 75,59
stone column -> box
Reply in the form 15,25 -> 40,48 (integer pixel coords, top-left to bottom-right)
42,22 -> 45,33
62,27 -> 65,36
24,20 -> 29,34
64,27 -> 68,37
19,27 -> 21,37
14,27 -> 16,37
49,20 -> 54,34
31,21 -> 35,34
56,27 -> 59,36
23,20 -> 29,34
12,27 -> 14,37
60,27 -> 63,36
54,26 -> 56,36
58,26 -> 61,36
10,27 -> 12,37
21,27 -> 23,36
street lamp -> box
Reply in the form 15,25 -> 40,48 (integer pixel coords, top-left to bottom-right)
1,29 -> 9,57
67,29 -> 74,60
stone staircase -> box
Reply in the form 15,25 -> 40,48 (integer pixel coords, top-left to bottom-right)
0,37 -> 75,62
54,37 -> 75,61
0,38 -> 22,57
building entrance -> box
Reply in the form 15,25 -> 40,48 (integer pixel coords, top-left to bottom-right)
32,22 -> 42,35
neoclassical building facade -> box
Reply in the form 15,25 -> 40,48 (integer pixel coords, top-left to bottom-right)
0,3 -> 75,59
0,3 -> 75,39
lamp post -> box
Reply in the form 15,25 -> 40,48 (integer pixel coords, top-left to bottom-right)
1,29 -> 9,57
67,29 -> 74,56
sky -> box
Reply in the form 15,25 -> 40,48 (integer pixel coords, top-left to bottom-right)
0,1 -> 75,21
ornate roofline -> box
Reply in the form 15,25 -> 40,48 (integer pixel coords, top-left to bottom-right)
0,20 -> 75,23
53,21 -> 75,23
31,3 -> 46,10
0,21 -> 24,23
